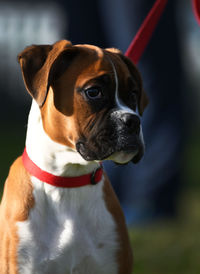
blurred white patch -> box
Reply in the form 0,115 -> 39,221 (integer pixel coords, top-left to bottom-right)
0,2 -> 67,102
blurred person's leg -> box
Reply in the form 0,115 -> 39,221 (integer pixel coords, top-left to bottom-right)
99,0 -> 184,224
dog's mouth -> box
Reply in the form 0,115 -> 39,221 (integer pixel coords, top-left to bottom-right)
105,144 -> 144,164
76,140 -> 144,164
76,141 -> 115,161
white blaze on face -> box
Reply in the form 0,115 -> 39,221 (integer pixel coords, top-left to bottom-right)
106,56 -> 136,115
105,56 -> 145,164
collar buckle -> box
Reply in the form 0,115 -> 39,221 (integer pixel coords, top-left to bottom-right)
91,165 -> 103,185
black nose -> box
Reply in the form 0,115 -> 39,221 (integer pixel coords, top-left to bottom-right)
120,113 -> 140,134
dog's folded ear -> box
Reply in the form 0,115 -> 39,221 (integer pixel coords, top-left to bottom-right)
18,40 -> 78,107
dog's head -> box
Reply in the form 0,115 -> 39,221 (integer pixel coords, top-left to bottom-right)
18,40 -> 148,164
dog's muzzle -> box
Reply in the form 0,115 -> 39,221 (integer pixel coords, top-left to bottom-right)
76,111 -> 145,164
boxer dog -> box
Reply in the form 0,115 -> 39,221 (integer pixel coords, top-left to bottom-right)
0,40 -> 148,273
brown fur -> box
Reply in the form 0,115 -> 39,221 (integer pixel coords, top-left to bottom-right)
1,40 -> 148,273
37,42 -> 146,151
103,173 -> 133,274
0,157 -> 34,273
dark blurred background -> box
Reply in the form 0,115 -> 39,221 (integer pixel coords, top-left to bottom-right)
0,0 -> 200,273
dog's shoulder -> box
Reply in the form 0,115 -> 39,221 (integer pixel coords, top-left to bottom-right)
0,157 -> 34,272
0,156 -> 34,222
103,173 -> 133,274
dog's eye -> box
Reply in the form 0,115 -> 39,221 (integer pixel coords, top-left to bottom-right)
128,92 -> 137,109
131,92 -> 137,99
130,91 -> 138,102
85,87 -> 103,100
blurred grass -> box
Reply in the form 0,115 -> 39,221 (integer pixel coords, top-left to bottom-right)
0,123 -> 200,273
129,128 -> 200,273
183,130 -> 200,189
130,192 -> 200,274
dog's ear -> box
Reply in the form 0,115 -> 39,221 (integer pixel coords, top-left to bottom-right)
18,40 -> 77,107
106,48 -> 149,116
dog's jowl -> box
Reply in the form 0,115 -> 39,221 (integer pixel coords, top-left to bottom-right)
0,40 -> 148,274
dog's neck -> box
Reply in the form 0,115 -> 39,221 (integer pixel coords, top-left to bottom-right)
25,100 -> 100,177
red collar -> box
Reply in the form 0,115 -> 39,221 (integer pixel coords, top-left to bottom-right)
22,148 -> 103,188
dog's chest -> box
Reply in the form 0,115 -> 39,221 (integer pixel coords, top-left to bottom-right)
17,177 -> 118,274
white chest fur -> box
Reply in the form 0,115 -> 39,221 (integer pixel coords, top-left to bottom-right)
17,177 -> 118,274
16,100 -> 119,273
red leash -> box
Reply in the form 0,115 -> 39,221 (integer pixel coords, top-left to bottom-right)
125,0 -> 200,64
193,0 -> 200,25
125,0 -> 168,64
